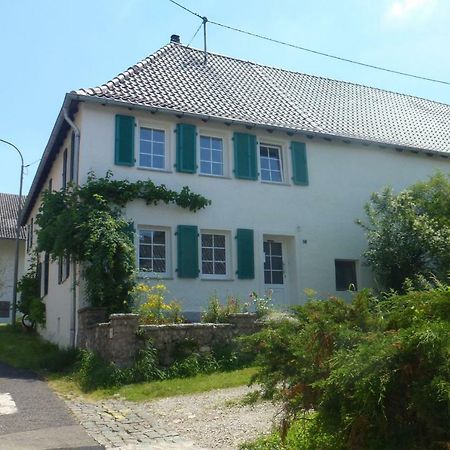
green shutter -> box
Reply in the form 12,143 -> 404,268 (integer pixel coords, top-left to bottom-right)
236,228 -> 254,279
233,133 -> 257,180
291,141 -> 309,185
176,124 -> 197,173
115,115 -> 135,166
177,225 -> 199,278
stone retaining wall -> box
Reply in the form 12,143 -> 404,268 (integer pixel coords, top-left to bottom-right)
77,309 -> 261,367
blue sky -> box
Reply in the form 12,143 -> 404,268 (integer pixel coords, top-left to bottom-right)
1,0 -> 449,195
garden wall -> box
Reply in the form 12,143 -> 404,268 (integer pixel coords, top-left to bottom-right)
77,308 -> 261,367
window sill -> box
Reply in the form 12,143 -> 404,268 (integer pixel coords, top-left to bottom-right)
200,276 -> 234,281
137,166 -> 172,174
137,273 -> 173,280
260,180 -> 290,187
198,173 -> 231,180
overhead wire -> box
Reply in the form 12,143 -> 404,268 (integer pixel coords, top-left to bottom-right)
187,21 -> 203,47
167,0 -> 450,86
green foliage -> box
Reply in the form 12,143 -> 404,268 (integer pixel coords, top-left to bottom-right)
36,172 -> 210,312
245,288 -> 450,450
357,173 -> 450,292
201,295 -> 246,323
133,283 -> 184,324
17,258 -> 45,324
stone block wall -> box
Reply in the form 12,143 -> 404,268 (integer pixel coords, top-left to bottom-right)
78,309 -> 261,367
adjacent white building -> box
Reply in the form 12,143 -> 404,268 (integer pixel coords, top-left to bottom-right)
0,193 -> 25,323
21,37 -> 450,346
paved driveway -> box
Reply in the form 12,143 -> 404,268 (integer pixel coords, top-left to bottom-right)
0,361 -> 102,450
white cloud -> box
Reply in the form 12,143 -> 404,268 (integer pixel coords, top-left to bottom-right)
385,0 -> 437,21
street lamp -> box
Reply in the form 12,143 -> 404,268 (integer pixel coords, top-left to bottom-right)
0,138 -> 24,327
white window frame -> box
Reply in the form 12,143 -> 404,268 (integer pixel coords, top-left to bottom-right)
200,229 -> 232,280
137,226 -> 171,278
258,140 -> 286,184
136,119 -> 172,172
198,128 -> 230,178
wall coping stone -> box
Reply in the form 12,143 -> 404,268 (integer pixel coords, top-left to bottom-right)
140,323 -> 233,331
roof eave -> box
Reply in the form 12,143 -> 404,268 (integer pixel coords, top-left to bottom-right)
73,93 -> 450,158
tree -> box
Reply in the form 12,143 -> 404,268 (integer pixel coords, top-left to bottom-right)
357,173 -> 450,292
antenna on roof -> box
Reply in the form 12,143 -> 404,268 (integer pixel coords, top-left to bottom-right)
202,16 -> 208,65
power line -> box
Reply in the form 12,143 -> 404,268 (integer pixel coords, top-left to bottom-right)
167,0 -> 202,19
187,21 -> 203,47
167,0 -> 450,86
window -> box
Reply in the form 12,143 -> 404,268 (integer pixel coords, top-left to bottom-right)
138,229 -> 167,274
62,148 -> 68,189
0,301 -> 10,318
200,135 -> 224,176
260,144 -> 283,183
264,240 -> 284,284
139,127 -> 165,169
201,233 -> 227,277
335,260 -> 358,291
43,253 -> 49,296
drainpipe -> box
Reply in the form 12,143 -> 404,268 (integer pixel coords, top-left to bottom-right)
62,108 -> 80,348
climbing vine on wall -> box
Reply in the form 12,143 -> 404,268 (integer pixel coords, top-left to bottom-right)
36,171 -> 210,313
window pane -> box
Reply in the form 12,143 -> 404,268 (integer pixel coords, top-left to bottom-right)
152,156 -> 165,169
153,245 -> 165,258
140,128 -> 152,141
271,256 -> 283,270
261,169 -> 271,181
214,248 -> 225,261
153,231 -> 165,244
153,259 -> 166,273
214,235 -> 225,247
260,147 -> 269,158
202,261 -> 213,274
212,163 -> 223,176
269,148 -> 279,159
260,157 -> 270,169
140,154 -> 151,167
202,234 -> 213,246
140,231 -> 153,244
214,262 -> 226,275
153,142 -> 165,156
202,248 -> 213,261
153,129 -> 165,142
270,158 -> 281,171
139,259 -> 152,271
200,147 -> 211,161
271,171 -> 282,182
200,136 -> 210,148
140,141 -> 152,154
264,270 -> 272,284
140,245 -> 152,258
271,242 -> 282,255
272,271 -> 284,284
211,149 -> 222,163
211,138 -> 222,150
200,161 -> 211,174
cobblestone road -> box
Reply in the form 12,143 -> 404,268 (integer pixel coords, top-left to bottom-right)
67,396 -> 206,449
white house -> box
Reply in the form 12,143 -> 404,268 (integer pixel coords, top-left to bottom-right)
21,36 -> 450,347
0,193 -> 25,323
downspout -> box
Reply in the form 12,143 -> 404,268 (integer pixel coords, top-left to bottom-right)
63,108 -> 80,348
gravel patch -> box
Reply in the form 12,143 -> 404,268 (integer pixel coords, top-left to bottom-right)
145,386 -> 279,449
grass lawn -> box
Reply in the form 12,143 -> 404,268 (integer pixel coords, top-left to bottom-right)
0,324 -> 256,401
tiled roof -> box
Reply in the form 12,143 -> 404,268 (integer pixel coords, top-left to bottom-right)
76,43 -> 450,154
0,193 -> 26,240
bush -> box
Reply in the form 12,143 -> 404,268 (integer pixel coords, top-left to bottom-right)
133,283 -> 183,324
201,295 -> 244,323
245,288 -> 450,450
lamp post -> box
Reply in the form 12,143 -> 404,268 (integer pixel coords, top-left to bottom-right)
0,138 -> 24,327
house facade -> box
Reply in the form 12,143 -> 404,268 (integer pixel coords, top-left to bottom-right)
21,39 -> 450,347
0,193 -> 25,323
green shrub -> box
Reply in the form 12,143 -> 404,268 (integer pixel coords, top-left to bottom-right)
245,288 -> 450,450
202,295 -> 245,323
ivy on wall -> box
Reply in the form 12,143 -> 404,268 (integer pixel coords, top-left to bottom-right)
35,171 -> 210,313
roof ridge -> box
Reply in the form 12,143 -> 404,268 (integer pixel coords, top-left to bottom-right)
74,43 -> 176,96
178,44 -> 450,109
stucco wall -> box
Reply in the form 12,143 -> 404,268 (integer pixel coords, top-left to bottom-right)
28,100 -> 450,347
0,238 -> 24,323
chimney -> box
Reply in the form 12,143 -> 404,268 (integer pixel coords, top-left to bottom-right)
170,34 -> 180,44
